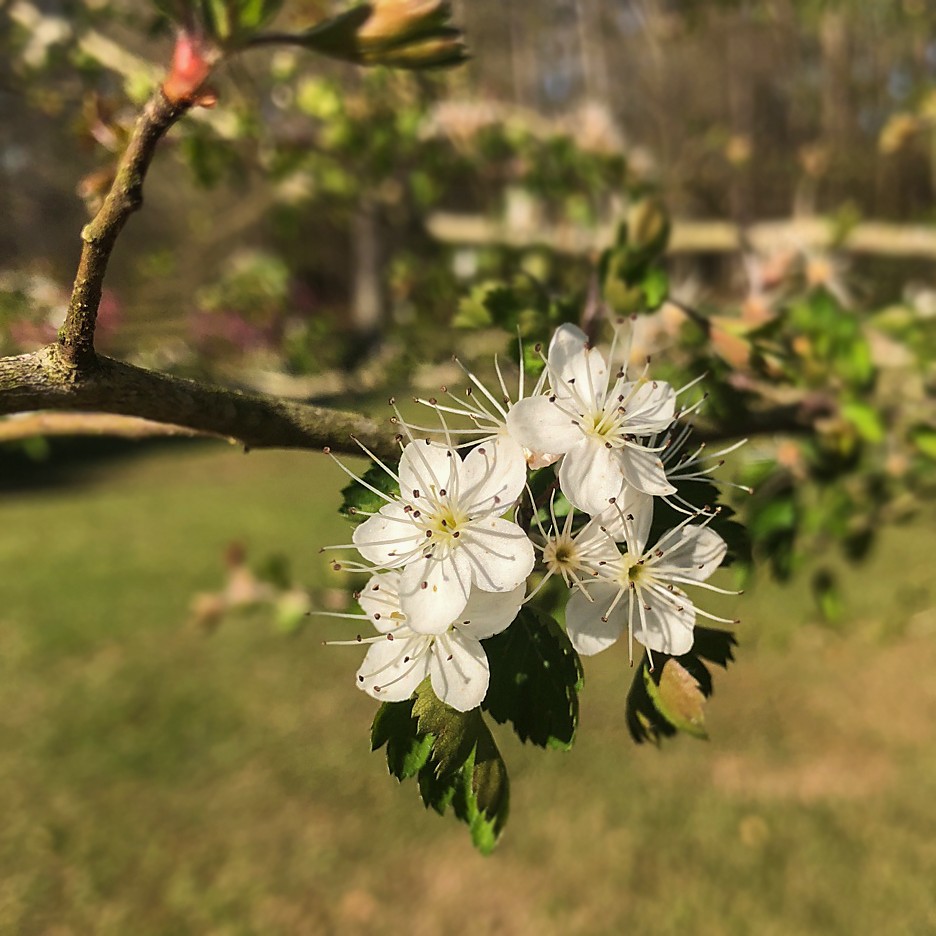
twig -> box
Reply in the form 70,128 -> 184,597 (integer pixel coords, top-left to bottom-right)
0,413 -> 205,443
58,89 -> 189,368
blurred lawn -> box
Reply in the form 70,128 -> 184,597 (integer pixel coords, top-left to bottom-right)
2,444 -> 936,935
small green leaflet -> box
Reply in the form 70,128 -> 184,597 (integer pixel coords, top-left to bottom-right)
625,626 -> 737,745
482,608 -> 583,750
371,682 -> 509,854
339,463 -> 400,526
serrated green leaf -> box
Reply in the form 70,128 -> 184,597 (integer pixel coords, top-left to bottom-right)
373,683 -> 509,852
482,608 -> 583,750
412,684 -> 480,778
371,699 -> 433,780
339,463 -> 400,526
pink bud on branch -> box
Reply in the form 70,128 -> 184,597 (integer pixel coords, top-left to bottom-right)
162,32 -> 218,106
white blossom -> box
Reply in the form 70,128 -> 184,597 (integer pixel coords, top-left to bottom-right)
527,485 -> 651,599
331,572 -> 525,712
565,509 -> 735,661
340,439 -> 534,632
507,323 -> 677,515
411,351 -> 556,469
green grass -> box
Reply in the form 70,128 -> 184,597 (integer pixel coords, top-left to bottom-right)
2,443 -> 936,935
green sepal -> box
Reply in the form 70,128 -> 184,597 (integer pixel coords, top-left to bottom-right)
626,627 -> 737,745
339,463 -> 400,526
482,608 -> 583,750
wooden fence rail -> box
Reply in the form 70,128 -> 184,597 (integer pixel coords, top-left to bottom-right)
426,213 -> 936,259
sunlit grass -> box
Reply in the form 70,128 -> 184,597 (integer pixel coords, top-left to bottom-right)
1,443 -> 935,934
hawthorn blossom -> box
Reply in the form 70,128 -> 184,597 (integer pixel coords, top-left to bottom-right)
507,323 -> 677,515
342,439 -> 535,631
565,511 -> 733,660
411,351 -> 557,469
332,573 -> 525,711
527,485 -> 651,598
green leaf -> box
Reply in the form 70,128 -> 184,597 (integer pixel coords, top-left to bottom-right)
842,401 -> 884,444
371,699 -> 433,780
645,659 -> 708,739
482,608 -> 583,750
910,424 -> 936,461
626,627 -> 737,745
267,3 -> 467,71
371,683 -> 510,853
811,568 -> 844,623
339,463 -> 400,526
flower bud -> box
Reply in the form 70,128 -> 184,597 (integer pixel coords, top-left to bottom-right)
162,32 -> 216,105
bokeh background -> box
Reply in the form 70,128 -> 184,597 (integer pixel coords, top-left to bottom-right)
3,2 -> 936,933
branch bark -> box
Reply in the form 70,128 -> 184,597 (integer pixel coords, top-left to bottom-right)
0,344 -> 826,457
59,90 -> 189,367
0,347 -> 400,461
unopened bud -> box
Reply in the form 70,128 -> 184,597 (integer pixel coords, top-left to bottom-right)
162,32 -> 217,105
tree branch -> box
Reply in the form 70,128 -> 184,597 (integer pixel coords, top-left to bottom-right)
58,89 -> 189,368
0,412 -> 204,443
0,347 -> 400,461
0,343 -> 832,459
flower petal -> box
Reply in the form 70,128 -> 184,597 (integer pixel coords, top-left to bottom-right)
453,582 -> 526,639
617,380 -> 676,435
621,442 -> 677,496
357,571 -> 405,633
352,501 -> 425,568
398,440 -> 457,504
356,632 -> 430,702
429,631 -> 489,712
634,590 -> 696,655
595,486 -> 655,555
398,549 -> 471,634
559,437 -> 627,515
459,435 -> 527,516
506,395 -> 582,457
460,517 -> 536,592
548,323 -> 609,405
565,583 -> 625,656
652,525 -> 727,582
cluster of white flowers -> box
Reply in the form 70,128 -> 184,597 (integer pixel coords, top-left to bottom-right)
324,323 -> 741,712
